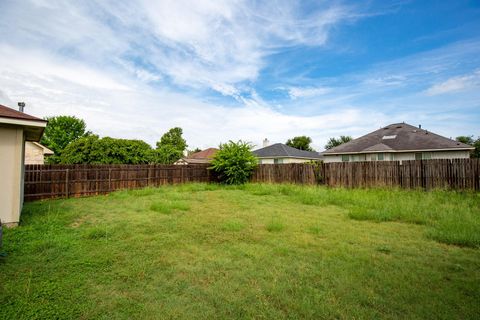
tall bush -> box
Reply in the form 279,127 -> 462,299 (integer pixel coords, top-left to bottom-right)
60,135 -> 153,164
210,140 -> 257,184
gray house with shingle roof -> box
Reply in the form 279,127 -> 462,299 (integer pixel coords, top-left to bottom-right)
253,143 -> 323,164
322,123 -> 474,163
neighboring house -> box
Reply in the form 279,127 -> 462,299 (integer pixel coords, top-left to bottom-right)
322,122 -> 474,163
174,147 -> 219,165
0,104 -> 47,227
253,143 -> 323,164
25,141 -> 54,164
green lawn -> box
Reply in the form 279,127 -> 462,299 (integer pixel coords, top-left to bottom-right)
1,184 -> 479,319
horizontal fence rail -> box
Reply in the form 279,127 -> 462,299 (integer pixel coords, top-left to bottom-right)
24,159 -> 479,201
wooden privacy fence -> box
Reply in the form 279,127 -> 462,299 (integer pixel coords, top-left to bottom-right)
24,164 -> 211,201
251,163 -> 317,184
323,159 -> 480,190
24,159 -> 479,201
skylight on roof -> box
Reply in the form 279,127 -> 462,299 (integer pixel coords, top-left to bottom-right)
382,135 -> 397,140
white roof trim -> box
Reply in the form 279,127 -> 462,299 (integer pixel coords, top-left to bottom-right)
0,116 -> 47,128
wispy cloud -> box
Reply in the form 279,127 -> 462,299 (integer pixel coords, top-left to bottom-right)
425,70 -> 480,96
286,86 -> 331,99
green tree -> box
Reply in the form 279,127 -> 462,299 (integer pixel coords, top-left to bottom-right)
41,115 -> 89,163
211,140 -> 257,185
286,136 -> 314,151
155,127 -> 187,164
456,136 -> 474,145
60,136 -> 153,164
456,135 -> 480,158
325,135 -> 353,150
474,139 -> 480,158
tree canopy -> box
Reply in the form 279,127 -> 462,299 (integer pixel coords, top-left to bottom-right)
456,135 -> 480,158
60,135 -> 153,164
286,136 -> 314,151
154,127 -> 187,164
40,115 -> 89,163
324,136 -> 353,150
210,140 -> 257,184
456,136 -> 474,145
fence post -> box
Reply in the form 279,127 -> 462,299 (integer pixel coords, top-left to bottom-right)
65,169 -> 69,198
108,168 -> 112,191
95,169 -> 99,195
147,165 -> 151,187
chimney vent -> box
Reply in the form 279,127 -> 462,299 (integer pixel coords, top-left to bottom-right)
418,124 -> 422,129
263,138 -> 270,148
18,102 -> 25,113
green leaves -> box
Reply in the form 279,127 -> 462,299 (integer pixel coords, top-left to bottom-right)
455,135 -> 480,158
210,140 -> 257,184
41,116 -> 89,163
155,127 -> 187,164
60,136 -> 153,164
324,135 -> 353,150
286,136 -> 314,151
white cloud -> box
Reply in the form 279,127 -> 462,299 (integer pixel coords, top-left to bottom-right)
287,86 -> 331,99
0,1 -> 357,98
425,70 -> 480,96
0,44 -> 381,151
0,1 -> 478,153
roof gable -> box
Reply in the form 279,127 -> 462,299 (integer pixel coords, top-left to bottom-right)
323,123 -> 473,154
188,148 -> 218,159
253,143 -> 323,159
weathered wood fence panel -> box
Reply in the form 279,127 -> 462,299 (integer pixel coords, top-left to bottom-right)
24,159 -> 479,201
323,159 -> 479,190
24,164 -> 211,201
250,163 -> 317,185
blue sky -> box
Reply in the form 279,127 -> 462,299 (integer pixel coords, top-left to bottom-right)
0,0 -> 479,150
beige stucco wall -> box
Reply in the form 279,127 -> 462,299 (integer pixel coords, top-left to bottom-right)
323,150 -> 471,163
0,126 -> 24,225
431,150 -> 470,159
25,141 -> 45,165
258,157 -> 316,164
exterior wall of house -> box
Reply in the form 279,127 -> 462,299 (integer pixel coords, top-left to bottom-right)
431,150 -> 470,159
323,150 -> 471,163
258,157 -> 316,164
0,126 -> 24,226
25,141 -> 45,164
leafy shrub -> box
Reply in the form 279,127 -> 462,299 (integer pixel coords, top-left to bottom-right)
210,140 -> 257,185
60,135 -> 154,164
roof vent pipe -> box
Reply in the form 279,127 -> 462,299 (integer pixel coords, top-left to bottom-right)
18,102 -> 25,113
418,124 -> 421,129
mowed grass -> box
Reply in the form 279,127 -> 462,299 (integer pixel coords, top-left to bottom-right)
0,183 -> 479,319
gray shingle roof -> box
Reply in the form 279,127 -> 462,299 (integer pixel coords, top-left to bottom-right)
253,143 -> 323,159
322,123 -> 474,154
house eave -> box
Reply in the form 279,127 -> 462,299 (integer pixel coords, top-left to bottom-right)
256,155 -> 323,160
322,147 -> 475,155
